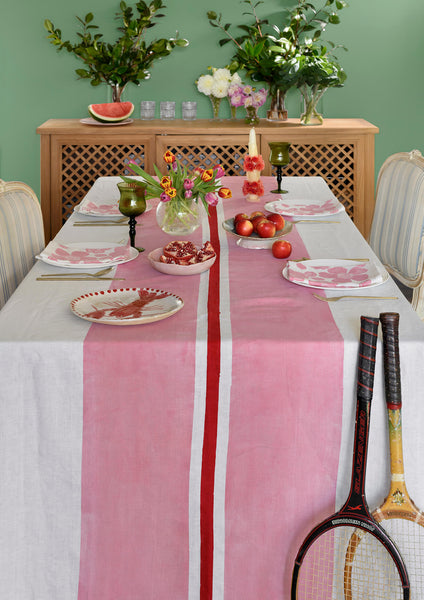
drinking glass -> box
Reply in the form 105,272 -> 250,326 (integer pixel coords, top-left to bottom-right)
182,101 -> 197,120
268,142 -> 291,194
117,181 -> 147,250
160,101 -> 176,120
140,101 -> 156,120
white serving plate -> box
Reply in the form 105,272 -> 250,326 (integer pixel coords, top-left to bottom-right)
70,287 -> 184,325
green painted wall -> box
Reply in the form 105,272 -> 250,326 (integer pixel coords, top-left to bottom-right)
1,0 -> 424,198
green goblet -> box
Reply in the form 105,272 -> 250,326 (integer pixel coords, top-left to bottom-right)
117,181 -> 147,251
269,142 -> 291,194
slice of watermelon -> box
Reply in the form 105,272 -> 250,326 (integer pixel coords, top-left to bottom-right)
88,101 -> 134,123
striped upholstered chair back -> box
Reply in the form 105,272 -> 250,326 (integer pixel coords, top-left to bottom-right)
369,150 -> 424,319
0,180 -> 45,309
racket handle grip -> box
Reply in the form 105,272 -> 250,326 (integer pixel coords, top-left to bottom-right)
380,312 -> 401,408
357,316 -> 379,401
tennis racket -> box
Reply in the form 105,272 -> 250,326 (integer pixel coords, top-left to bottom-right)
345,312 -> 424,598
291,316 -> 410,600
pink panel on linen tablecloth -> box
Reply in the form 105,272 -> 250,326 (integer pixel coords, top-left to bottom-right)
221,178 -> 344,599
79,176 -> 344,600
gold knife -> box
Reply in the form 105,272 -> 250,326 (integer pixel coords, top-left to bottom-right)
36,277 -> 125,281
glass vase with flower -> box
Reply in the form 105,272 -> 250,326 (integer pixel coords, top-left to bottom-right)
121,151 -> 232,235
228,84 -> 267,125
196,66 -> 241,120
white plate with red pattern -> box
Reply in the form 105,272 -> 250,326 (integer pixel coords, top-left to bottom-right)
264,197 -> 344,218
37,241 -> 138,268
70,287 -> 184,325
282,259 -> 388,290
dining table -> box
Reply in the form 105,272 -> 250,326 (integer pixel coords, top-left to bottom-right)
1,175 -> 424,600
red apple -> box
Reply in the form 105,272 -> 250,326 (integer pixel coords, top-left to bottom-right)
235,218 -> 254,237
251,215 -> 268,232
256,220 -> 276,238
250,210 -> 265,219
267,213 -> 285,231
272,240 -> 292,258
234,212 -> 249,224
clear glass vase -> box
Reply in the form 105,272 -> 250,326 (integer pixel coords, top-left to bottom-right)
156,196 -> 201,235
300,85 -> 327,126
267,88 -> 288,122
209,95 -> 222,120
245,105 -> 259,125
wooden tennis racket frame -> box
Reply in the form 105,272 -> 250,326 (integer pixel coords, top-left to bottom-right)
37,118 -> 378,241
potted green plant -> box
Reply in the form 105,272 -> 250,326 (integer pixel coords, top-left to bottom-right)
207,0 -> 347,121
44,0 -> 189,102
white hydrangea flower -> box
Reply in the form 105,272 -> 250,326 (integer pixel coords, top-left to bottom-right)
231,72 -> 242,85
197,75 -> 215,96
211,80 -> 230,98
213,68 -> 232,82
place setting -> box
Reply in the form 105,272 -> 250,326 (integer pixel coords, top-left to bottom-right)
35,240 -> 137,281
73,176 -> 152,223
282,258 -> 398,301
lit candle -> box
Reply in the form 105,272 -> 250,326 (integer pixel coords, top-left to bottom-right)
248,127 -> 258,156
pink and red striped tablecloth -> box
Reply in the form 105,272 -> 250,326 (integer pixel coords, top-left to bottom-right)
80,177 -> 344,599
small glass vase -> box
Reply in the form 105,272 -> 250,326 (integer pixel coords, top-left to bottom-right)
109,82 -> 127,103
300,85 -> 326,126
245,105 -> 259,125
209,95 -> 222,120
227,97 -> 237,120
156,196 -> 201,235
267,88 -> 288,122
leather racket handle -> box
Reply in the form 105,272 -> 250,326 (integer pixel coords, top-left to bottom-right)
380,312 -> 402,408
357,316 -> 379,402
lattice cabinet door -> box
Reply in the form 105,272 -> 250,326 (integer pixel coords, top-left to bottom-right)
155,135 -> 248,176
49,135 -> 155,238
260,134 -> 369,235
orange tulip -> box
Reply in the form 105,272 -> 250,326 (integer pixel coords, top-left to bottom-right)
218,187 -> 232,199
163,151 -> 175,164
160,176 -> 172,189
167,187 -> 177,198
201,169 -> 214,182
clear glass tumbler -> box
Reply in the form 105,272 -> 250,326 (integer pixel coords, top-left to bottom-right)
160,101 -> 176,120
140,101 -> 156,120
182,101 -> 197,120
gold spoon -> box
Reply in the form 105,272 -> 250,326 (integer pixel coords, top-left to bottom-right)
39,266 -> 113,278
313,294 -> 398,302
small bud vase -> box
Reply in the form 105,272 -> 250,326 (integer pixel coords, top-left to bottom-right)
245,106 -> 259,125
209,95 -> 222,120
156,196 -> 201,235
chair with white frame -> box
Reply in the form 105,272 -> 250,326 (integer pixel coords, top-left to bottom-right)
0,179 -> 45,309
369,149 -> 424,319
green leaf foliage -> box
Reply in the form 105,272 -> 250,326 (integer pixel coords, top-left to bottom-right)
207,0 -> 348,94
44,0 -> 189,90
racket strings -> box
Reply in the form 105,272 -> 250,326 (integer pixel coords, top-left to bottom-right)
295,526 -> 404,599
377,518 -> 424,594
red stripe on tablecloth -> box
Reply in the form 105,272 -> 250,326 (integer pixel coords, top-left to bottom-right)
200,206 -> 221,600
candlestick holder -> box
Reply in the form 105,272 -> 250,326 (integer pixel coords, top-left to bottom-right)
117,181 -> 147,251
269,142 -> 291,194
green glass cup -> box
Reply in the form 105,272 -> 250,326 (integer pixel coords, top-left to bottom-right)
117,181 -> 147,249
269,142 -> 291,194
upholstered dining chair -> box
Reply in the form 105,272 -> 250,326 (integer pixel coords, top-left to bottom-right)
369,149 -> 424,319
0,179 -> 45,309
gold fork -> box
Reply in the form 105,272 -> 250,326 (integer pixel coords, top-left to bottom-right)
39,266 -> 113,278
313,293 -> 398,302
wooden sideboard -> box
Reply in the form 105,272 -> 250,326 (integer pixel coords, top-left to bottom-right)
37,118 -> 379,241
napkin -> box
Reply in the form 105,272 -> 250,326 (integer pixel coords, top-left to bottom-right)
268,197 -> 344,217
39,241 -> 132,265
286,260 -> 385,289
78,201 -> 120,215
